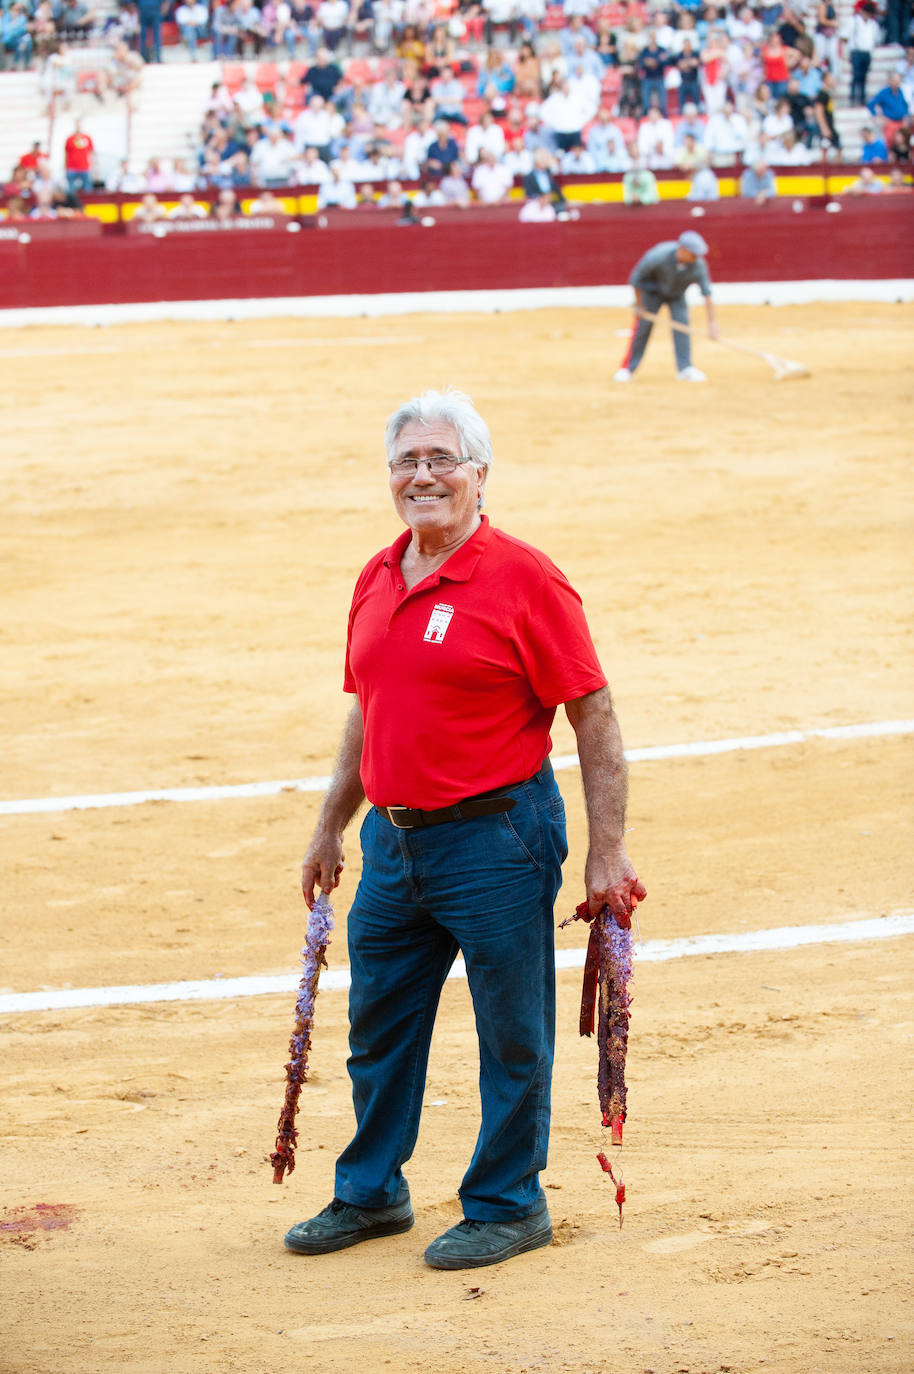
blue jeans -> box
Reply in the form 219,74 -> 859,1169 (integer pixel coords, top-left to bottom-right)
335,762 -> 567,1221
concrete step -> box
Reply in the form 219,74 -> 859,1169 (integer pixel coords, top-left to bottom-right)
128,59 -> 220,174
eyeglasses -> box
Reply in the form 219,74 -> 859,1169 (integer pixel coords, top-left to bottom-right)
388,454 -> 472,476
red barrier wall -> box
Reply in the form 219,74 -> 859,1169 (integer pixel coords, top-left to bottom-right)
1,196 -> 911,310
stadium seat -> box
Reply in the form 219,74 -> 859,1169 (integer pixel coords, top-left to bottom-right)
462,95 -> 487,123
221,63 -> 245,92
255,62 -> 281,93
541,6 -> 566,30
346,57 -> 377,85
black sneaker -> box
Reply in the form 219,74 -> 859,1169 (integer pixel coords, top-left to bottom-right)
424,1200 -> 553,1270
284,1192 -> 414,1255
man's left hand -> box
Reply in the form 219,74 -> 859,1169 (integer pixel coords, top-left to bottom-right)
708,320 -> 720,341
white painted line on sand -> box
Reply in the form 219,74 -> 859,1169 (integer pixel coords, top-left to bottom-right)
2,913 -> 911,1015
3,718 -> 911,817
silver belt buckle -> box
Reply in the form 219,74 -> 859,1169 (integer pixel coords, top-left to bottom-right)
386,806 -> 414,829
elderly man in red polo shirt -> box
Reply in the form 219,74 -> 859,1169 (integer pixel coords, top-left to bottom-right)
284,389 -> 645,1270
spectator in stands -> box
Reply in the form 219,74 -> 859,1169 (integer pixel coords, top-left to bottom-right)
842,1 -> 881,107
760,30 -> 791,99
622,160 -> 660,205
30,1 -> 59,62
368,66 -> 407,126
514,40 -> 543,100
212,187 -> 244,219
793,54 -> 823,101
674,132 -> 708,170
637,105 -> 675,169
567,34 -> 603,85
432,69 -> 470,126
402,118 -> 436,180
354,183 -> 379,208
424,120 -> 461,179
539,77 -> 594,152
293,95 -> 338,158
898,46 -> 914,108
376,178 -> 405,207
236,0 -> 267,56
471,147 -> 514,203
687,163 -> 720,200
465,107 -> 506,164
888,121 -> 911,161
814,0 -> 840,73
64,120 -> 95,194
812,72 -> 841,154
303,47 -> 344,103
235,74 -> 266,124
175,0 -> 208,58
539,39 -> 568,94
317,164 -> 357,207
169,192 -> 208,217
144,157 -> 171,191
1,3 -> 34,68
786,78 -> 817,146
133,192 -> 166,222
522,146 -> 567,204
617,39 -> 642,118
560,141 -> 596,173
136,0 -> 167,63
774,129 -> 813,164
763,97 -> 794,146
585,108 -> 631,172
171,158 -> 197,190
296,144 -> 332,184
251,122 -> 297,186
740,158 -> 776,203
440,166 -> 472,206
317,0 -> 349,51
103,39 -> 144,100
105,158 -> 145,192
674,40 -> 703,110
868,72 -> 909,122
212,1 -> 241,56
250,187 -> 290,212
29,185 -> 61,220
524,107 -> 557,157
675,102 -> 706,148
413,178 -> 446,207
518,190 -> 557,221
841,165 -> 885,194
885,167 -> 912,191
56,0 -> 94,44
638,30 -> 669,114
859,125 -> 888,162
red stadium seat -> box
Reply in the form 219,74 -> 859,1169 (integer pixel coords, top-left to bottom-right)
346,57 -> 377,84
222,63 -> 245,92
255,62 -> 281,93
462,95 -> 487,123
541,6 -> 566,29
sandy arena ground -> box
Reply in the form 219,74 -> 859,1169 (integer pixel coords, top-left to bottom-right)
2,303 -> 913,1374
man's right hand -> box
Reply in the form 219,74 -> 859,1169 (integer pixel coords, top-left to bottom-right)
301,833 -> 345,910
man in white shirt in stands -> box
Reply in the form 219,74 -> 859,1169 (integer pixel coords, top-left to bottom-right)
401,118 -> 436,180
293,95 -> 339,158
368,69 -> 407,127
471,149 -> 515,203
637,106 -> 675,169
295,145 -> 332,184
175,0 -> 207,58
540,77 -> 597,152
465,108 -> 506,164
251,123 -> 297,186
317,0 -> 349,50
704,101 -> 749,165
318,165 -> 358,207
842,2 -> 881,107
586,108 -> 631,172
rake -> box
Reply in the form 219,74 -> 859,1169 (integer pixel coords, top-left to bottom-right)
637,310 -> 811,381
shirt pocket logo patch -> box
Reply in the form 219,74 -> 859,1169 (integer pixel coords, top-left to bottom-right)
423,602 -> 455,644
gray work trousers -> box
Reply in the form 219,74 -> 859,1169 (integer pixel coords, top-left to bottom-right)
625,291 -> 691,373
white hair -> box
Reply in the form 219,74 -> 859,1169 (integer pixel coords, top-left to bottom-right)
384,388 -> 494,474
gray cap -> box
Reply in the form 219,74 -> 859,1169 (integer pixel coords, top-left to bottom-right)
678,230 -> 709,256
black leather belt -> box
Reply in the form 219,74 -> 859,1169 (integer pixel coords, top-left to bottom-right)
377,761 -> 547,830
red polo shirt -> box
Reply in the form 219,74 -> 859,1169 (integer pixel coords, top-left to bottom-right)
64,133 -> 94,172
343,516 -> 607,809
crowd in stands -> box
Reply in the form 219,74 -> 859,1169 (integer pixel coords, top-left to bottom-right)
2,0 -> 913,221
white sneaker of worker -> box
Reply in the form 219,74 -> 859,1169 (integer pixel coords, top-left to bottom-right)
614,367 -> 632,382
677,366 -> 707,382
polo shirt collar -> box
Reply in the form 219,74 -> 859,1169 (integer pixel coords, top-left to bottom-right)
383,515 -> 493,585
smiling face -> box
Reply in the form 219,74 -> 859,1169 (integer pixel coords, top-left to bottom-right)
389,420 -> 486,546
